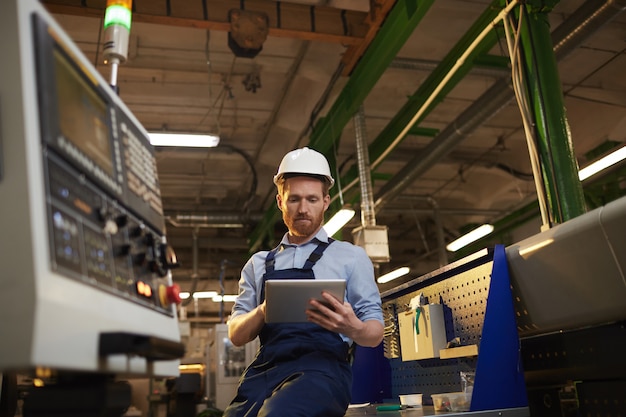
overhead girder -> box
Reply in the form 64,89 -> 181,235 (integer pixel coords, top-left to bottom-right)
41,0 -> 397,75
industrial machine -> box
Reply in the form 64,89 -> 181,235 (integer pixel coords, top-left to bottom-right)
0,0 -> 183,414
209,324 -> 258,411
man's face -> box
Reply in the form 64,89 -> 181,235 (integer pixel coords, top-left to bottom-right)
277,176 -> 330,243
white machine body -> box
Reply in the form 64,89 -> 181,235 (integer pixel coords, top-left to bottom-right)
0,0 -> 181,377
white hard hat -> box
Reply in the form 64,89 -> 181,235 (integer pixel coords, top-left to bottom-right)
273,147 -> 335,188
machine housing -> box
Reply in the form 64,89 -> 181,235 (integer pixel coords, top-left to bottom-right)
0,0 -> 182,377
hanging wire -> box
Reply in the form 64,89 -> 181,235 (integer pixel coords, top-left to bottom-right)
410,204 -> 430,253
205,30 -> 212,103
94,16 -> 103,69
215,55 -> 237,136
502,3 -> 552,229
196,32 -> 236,136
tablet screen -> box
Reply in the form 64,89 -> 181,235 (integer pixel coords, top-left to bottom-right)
264,279 -> 346,323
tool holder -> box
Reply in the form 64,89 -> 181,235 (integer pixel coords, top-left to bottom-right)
380,245 -> 528,411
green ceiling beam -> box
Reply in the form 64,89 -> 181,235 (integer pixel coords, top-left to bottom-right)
338,0 -> 508,190
247,0 -> 437,252
408,126 -> 440,137
473,54 -> 511,70
308,0 -> 436,153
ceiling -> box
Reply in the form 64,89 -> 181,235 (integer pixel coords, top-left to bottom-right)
41,0 -> 626,323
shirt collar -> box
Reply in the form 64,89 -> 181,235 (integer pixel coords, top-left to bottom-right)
279,228 -> 330,248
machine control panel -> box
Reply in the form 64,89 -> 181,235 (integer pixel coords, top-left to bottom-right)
33,13 -> 179,315
0,0 -> 182,376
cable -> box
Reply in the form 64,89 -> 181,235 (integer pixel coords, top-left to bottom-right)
502,4 -> 552,229
217,144 -> 258,213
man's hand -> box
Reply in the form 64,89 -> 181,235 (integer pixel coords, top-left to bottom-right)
228,301 -> 267,346
306,292 -> 383,347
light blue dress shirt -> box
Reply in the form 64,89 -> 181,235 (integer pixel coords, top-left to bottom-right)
231,228 -> 384,343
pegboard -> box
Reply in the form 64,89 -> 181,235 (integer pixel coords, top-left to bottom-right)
381,254 -> 493,398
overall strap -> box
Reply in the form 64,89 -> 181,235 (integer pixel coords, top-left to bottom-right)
264,245 -> 281,274
302,238 -> 334,269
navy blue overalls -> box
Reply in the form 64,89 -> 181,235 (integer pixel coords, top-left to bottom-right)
223,240 -> 352,417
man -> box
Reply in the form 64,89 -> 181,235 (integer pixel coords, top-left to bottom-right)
223,147 -> 384,417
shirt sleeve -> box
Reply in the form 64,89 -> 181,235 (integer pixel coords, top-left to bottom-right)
344,244 -> 384,326
230,251 -> 265,318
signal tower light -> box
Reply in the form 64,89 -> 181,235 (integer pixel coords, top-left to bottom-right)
103,0 -> 133,88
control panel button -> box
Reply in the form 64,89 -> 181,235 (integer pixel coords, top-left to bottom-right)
136,281 -> 153,298
114,243 -> 131,257
159,284 -> 182,307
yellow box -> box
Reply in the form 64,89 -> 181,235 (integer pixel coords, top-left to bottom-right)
398,303 -> 447,361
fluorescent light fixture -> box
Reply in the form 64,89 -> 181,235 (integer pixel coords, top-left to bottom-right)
323,207 -> 356,236
212,294 -> 238,303
578,145 -> 626,181
179,291 -> 237,303
377,266 -> 410,284
179,364 -> 205,372
149,132 -> 220,148
446,224 -> 494,252
179,291 -> 217,300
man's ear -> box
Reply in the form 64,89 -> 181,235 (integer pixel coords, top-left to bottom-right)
323,194 -> 330,212
276,193 -> 283,210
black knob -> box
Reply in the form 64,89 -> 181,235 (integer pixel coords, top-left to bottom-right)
133,252 -> 147,266
148,259 -> 167,277
144,233 -> 155,246
115,214 -> 128,228
115,244 -> 131,257
96,207 -> 108,222
129,225 -> 144,238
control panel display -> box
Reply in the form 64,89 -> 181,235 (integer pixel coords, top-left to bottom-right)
55,48 -> 114,179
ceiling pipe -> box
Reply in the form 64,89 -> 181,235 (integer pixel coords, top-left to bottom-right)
389,57 -> 510,79
374,78 -> 514,209
166,213 -> 263,229
192,229 -> 199,280
374,0 -> 626,211
551,0 -> 626,62
385,205 -> 503,217
394,195 -> 447,267
181,228 -> 200,307
426,197 -> 447,267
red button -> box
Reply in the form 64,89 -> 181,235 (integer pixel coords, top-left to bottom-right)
166,284 -> 182,305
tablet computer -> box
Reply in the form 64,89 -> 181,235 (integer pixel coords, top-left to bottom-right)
264,279 -> 346,323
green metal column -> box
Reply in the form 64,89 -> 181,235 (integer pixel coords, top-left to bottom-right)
518,1 -> 586,224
